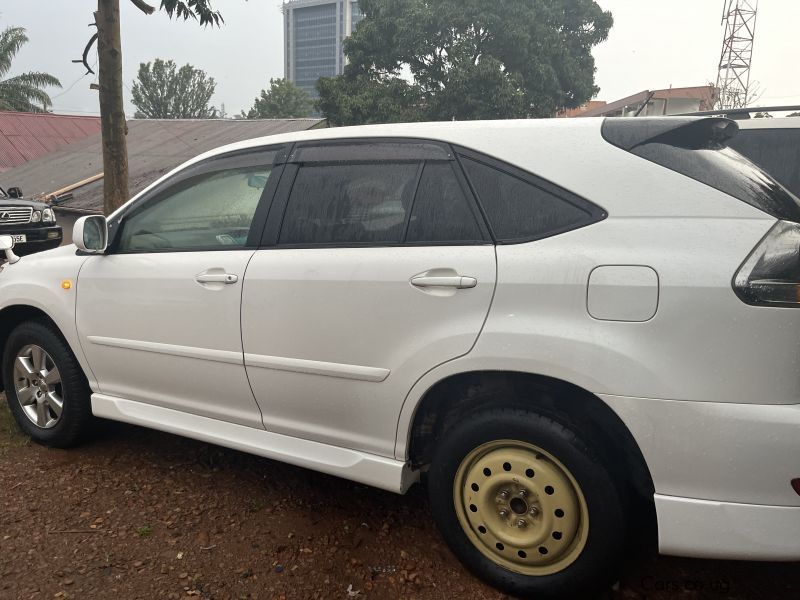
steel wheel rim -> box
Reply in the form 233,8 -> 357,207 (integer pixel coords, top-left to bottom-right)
13,344 -> 64,429
453,439 -> 589,576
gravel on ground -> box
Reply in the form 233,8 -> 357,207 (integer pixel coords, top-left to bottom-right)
1,396 -> 798,600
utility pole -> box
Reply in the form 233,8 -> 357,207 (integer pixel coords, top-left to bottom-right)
714,0 -> 759,110
96,0 -> 130,215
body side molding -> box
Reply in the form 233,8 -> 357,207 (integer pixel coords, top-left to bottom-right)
244,353 -> 390,382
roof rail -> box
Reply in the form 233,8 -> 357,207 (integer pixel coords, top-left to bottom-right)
676,104 -> 800,117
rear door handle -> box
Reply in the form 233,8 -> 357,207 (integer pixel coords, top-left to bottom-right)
410,275 -> 477,289
195,271 -> 238,285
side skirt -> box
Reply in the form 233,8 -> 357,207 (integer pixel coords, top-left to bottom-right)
91,393 -> 417,493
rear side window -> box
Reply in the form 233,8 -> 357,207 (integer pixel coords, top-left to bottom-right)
406,162 -> 484,243
279,163 -> 418,245
729,128 -> 800,199
459,155 -> 602,243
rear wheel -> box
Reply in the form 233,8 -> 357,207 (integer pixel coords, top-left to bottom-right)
2,320 -> 94,447
428,408 -> 625,599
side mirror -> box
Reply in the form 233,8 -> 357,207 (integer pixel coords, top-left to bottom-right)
0,234 -> 20,264
7,186 -> 23,199
73,215 -> 108,253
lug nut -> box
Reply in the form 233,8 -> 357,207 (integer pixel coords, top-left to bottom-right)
517,519 -> 527,528
499,489 -> 510,500
528,506 -> 539,517
499,509 -> 508,517
518,489 -> 528,497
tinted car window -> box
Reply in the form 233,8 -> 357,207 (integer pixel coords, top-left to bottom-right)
729,128 -> 800,199
460,156 -> 592,242
602,118 -> 800,222
118,164 -> 273,252
631,142 -> 800,222
406,162 -> 484,243
279,163 -> 418,245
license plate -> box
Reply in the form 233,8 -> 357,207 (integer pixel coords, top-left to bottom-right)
10,234 -> 26,244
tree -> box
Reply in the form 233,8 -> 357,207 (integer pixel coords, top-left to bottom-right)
788,112 -> 800,117
131,59 -> 217,118
317,0 -> 612,126
244,78 -> 313,119
0,26 -> 61,112
89,0 -> 225,215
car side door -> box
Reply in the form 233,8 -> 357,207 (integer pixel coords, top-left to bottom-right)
76,146 -> 285,428
241,140 -> 498,456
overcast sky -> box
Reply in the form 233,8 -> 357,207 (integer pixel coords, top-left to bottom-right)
1,0 -> 798,117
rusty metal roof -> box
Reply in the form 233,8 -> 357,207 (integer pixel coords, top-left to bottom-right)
0,112 -> 101,172
2,118 -> 325,213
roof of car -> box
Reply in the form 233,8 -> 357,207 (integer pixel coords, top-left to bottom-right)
196,117 -> 606,160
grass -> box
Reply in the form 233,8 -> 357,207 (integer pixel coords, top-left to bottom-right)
136,525 -> 153,538
0,393 -> 29,455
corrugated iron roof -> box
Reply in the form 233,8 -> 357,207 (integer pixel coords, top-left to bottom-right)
2,118 -> 325,213
0,112 -> 101,172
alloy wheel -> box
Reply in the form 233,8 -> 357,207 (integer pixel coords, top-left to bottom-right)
13,344 -> 64,429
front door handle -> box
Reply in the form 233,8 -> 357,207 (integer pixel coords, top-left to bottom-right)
410,275 -> 477,289
195,271 -> 238,285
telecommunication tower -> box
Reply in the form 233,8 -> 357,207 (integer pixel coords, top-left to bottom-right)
715,0 -> 759,109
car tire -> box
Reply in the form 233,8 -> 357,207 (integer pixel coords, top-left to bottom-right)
428,408 -> 625,599
2,319 -> 94,448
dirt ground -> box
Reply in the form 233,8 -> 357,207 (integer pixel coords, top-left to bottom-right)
1,396 -> 798,600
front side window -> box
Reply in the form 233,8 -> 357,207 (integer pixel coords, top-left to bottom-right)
279,162 -> 419,245
118,159 -> 274,252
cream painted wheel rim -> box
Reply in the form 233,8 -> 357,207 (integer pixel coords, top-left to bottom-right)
453,440 -> 589,576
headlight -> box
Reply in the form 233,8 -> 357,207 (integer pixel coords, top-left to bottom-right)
31,210 -> 41,223
42,208 -> 56,223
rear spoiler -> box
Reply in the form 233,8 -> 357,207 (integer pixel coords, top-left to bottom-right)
602,117 -> 739,151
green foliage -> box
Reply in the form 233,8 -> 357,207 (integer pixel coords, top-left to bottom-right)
160,0 -> 224,26
136,524 -> 153,538
0,26 -> 61,112
317,0 -> 612,125
244,78 -> 313,119
131,59 -> 217,118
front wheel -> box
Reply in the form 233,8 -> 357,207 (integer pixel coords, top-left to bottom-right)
428,408 -> 625,599
2,320 -> 94,448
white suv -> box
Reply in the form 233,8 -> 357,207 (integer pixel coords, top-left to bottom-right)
1,118 -> 798,598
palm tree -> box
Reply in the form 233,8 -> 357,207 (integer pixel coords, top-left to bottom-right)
0,26 -> 61,112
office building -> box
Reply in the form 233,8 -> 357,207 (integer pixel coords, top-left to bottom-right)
283,0 -> 364,100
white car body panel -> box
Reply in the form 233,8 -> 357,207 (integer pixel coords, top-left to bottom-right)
601,395 -> 800,507
1,118 -> 798,563
241,245 -> 496,456
75,251 -> 264,428
654,496 -> 800,560
0,245 -> 95,385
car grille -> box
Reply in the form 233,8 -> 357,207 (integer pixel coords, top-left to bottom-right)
0,207 -> 33,225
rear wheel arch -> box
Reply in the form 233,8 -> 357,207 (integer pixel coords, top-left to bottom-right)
406,370 -> 656,539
